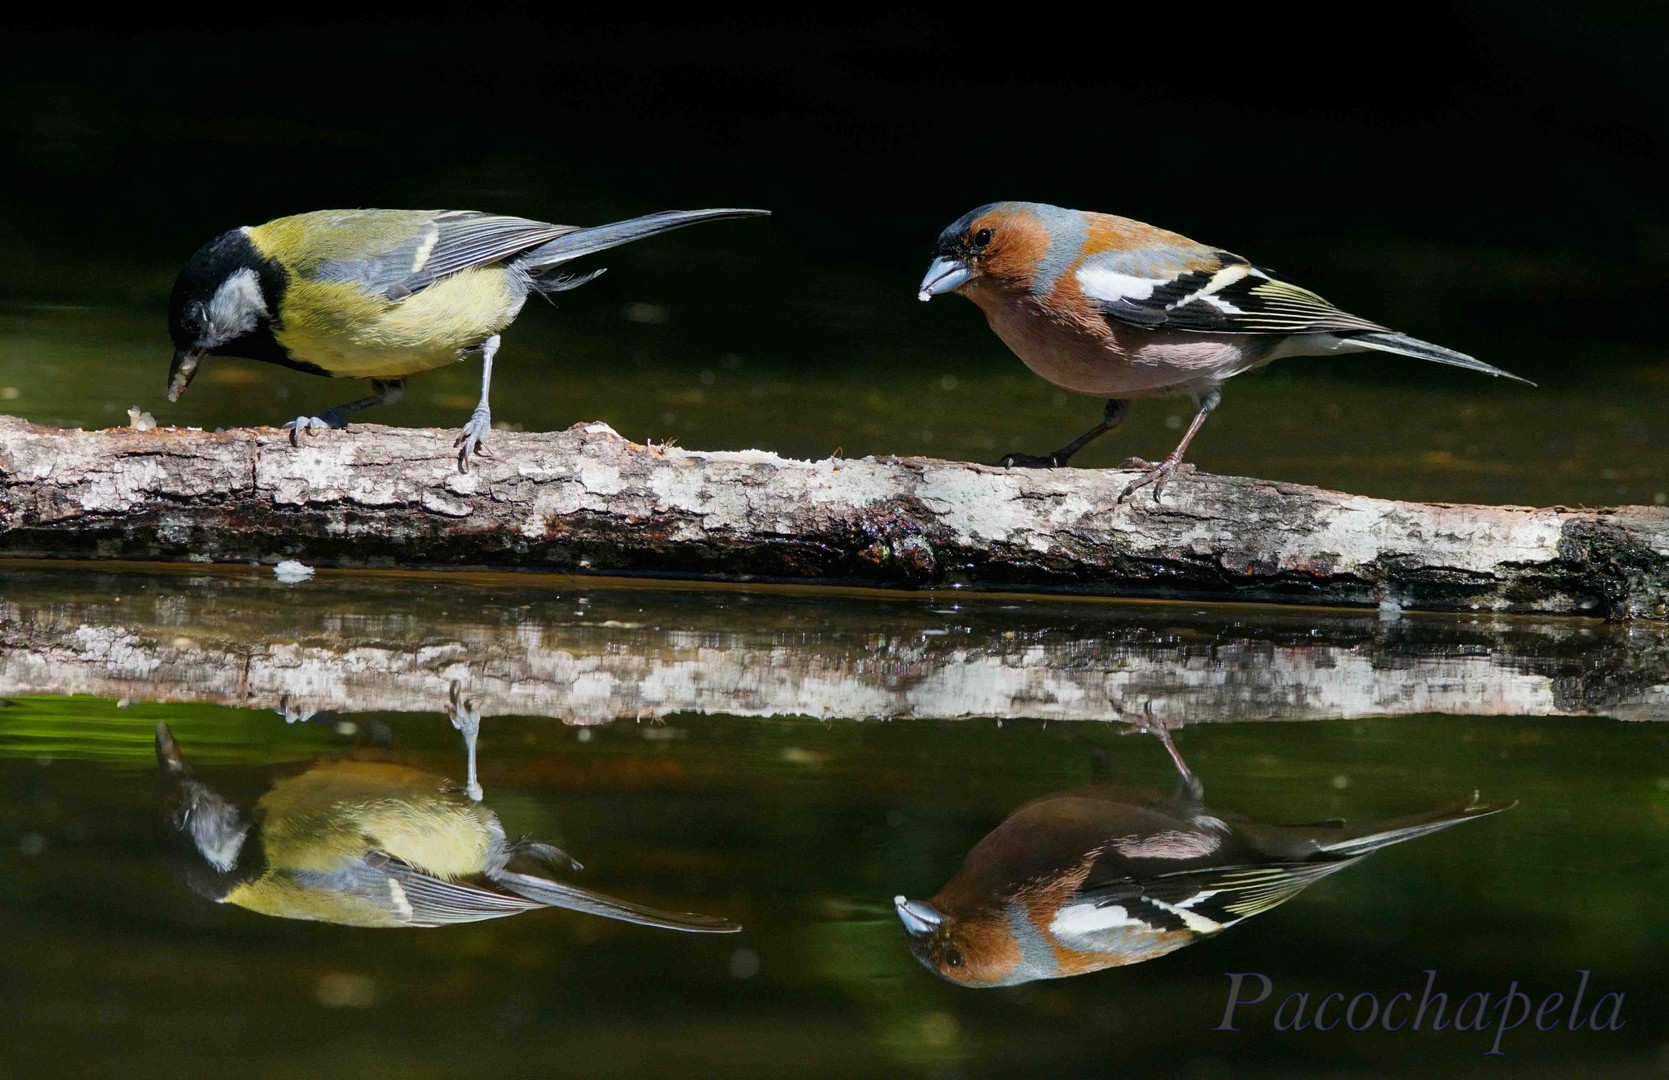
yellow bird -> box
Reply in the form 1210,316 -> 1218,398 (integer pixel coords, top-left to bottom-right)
166,206 -> 768,471
154,723 -> 740,932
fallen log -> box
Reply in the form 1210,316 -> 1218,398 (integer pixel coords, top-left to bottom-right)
2,565 -> 1664,724
1,415 -> 1665,619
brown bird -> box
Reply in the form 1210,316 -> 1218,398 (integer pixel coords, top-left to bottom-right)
895,730 -> 1512,986
919,202 -> 1531,502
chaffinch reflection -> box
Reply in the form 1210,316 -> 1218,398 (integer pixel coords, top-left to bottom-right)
895,729 -> 1510,987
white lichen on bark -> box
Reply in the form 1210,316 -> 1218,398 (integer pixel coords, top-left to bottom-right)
1,415 -> 1665,618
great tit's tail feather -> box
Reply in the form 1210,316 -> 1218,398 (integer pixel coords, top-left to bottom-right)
527,267 -> 607,296
491,869 -> 742,933
518,208 -> 769,270
1346,332 -> 1535,386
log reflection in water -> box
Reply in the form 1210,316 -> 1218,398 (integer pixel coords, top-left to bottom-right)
1,567 -> 1663,724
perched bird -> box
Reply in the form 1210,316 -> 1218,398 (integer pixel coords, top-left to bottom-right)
154,722 -> 740,932
166,206 -> 768,471
894,729 -> 1512,987
918,202 -> 1532,502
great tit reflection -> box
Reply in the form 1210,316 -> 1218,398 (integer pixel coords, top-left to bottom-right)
155,722 -> 739,932
895,729 -> 1512,987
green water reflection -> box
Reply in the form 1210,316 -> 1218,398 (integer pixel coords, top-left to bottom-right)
2,700 -> 1665,1078
1,568 -> 1666,1078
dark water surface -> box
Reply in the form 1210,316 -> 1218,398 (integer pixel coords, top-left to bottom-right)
1,566 -> 1665,1078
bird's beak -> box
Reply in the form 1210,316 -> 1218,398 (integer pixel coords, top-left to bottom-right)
167,350 -> 202,402
895,895 -> 944,936
917,256 -> 973,301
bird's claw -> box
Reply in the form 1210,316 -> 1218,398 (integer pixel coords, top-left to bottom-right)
994,451 -> 1064,469
274,694 -> 317,725
449,683 -> 481,739
1117,456 -> 1194,505
282,413 -> 344,447
454,407 -> 493,473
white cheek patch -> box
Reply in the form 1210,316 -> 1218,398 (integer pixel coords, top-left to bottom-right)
187,802 -> 249,872
1075,266 -> 1167,303
207,267 -> 268,341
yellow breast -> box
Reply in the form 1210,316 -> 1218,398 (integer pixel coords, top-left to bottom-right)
273,266 -> 527,379
256,761 -> 496,879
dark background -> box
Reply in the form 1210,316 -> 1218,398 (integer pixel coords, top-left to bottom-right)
4,4 -> 1665,351
1,5 -> 1664,509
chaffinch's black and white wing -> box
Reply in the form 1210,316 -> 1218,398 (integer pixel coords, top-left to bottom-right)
1074,242 -> 1532,382
1075,244 -> 1386,335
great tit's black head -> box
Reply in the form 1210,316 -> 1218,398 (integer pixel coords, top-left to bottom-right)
166,228 -> 281,402
155,723 -> 264,901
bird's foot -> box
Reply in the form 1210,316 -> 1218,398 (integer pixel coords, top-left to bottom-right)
994,451 -> 1065,469
273,694 -> 317,725
282,409 -> 349,447
454,406 -> 492,473
450,697 -> 480,740
1117,456 -> 1195,505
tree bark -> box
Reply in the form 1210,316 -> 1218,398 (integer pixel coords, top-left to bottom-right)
3,565 -> 1664,724
1,415 -> 1665,619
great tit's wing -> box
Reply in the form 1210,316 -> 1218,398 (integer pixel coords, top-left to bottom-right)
490,869 -> 742,933
313,211 -> 579,301
1075,246 -> 1388,336
300,851 -> 543,927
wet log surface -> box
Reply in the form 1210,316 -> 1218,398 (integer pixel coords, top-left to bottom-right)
1,415 -> 1665,619
2,566 -> 1664,724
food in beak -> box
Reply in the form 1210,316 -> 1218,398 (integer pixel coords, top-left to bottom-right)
917,257 -> 973,301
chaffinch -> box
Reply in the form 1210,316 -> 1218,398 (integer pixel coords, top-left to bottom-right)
894,729 -> 1512,987
918,202 -> 1533,502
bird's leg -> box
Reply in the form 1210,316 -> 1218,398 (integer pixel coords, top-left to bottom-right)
1118,387 -> 1220,505
283,379 -> 405,446
997,399 -> 1128,468
1149,724 -> 1205,804
449,681 -> 484,803
454,334 -> 500,473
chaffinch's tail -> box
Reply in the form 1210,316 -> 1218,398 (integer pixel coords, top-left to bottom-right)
1315,792 -> 1518,858
1349,331 -> 1536,386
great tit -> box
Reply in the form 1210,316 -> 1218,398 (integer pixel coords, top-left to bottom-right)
895,729 -> 1512,986
166,206 -> 769,471
154,722 -> 740,932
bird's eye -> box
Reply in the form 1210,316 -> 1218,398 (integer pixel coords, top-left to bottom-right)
945,948 -> 963,969
972,228 -> 993,249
